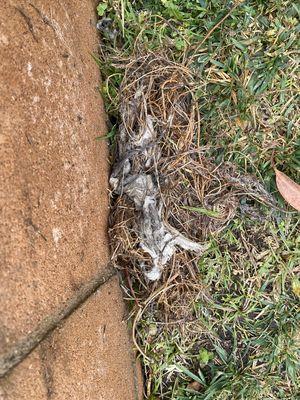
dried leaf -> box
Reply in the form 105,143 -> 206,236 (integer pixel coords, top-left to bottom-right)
187,381 -> 201,392
275,169 -> 300,211
292,278 -> 300,298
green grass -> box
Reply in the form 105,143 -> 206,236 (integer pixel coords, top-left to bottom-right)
97,1 -> 300,398
137,216 -> 300,399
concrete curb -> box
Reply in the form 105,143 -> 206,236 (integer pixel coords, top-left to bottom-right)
0,266 -> 116,377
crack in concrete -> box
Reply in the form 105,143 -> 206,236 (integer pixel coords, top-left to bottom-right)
15,6 -> 39,43
0,266 -> 116,378
39,338 -> 55,399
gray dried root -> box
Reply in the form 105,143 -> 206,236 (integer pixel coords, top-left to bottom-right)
110,114 -> 207,281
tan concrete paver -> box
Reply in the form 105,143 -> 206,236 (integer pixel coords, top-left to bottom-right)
0,277 -> 142,400
0,0 -> 109,361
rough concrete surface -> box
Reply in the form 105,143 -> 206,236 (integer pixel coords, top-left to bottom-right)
0,0 -> 143,397
0,277 -> 142,400
0,0 -> 109,356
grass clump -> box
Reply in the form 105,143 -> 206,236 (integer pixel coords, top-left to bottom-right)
96,0 -> 300,398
